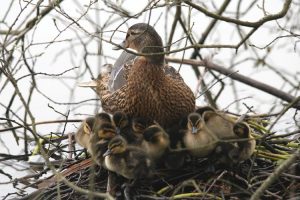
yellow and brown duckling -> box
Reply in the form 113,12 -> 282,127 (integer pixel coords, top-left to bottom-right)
84,23 -> 195,128
212,122 -> 256,166
231,122 -> 256,162
200,108 -> 237,140
183,112 -> 218,157
75,112 -> 112,153
89,122 -> 117,166
141,123 -> 170,161
103,136 -> 153,180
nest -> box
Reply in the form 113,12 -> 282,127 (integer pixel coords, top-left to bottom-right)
13,116 -> 300,200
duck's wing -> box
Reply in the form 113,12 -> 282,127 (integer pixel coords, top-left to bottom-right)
164,64 -> 183,81
109,50 -> 136,92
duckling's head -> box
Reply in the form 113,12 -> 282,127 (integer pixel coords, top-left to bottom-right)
233,122 -> 250,138
122,23 -> 164,64
187,113 -> 203,134
104,137 -> 127,156
82,117 -> 96,134
112,111 -> 129,134
95,112 -> 112,124
132,117 -> 149,135
143,125 -> 168,143
95,123 -> 117,140
195,106 -> 215,116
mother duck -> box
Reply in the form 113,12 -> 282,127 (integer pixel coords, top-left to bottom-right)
84,23 -> 195,128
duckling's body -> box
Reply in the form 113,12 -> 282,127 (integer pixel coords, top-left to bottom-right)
142,124 -> 170,161
75,117 -> 95,152
232,122 -> 256,161
104,137 -> 153,180
94,23 -> 195,128
212,122 -> 256,166
202,110 -> 236,140
183,112 -> 218,157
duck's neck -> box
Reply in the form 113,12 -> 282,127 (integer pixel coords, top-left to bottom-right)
132,57 -> 164,82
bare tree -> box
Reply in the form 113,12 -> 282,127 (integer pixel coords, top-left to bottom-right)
0,0 -> 299,199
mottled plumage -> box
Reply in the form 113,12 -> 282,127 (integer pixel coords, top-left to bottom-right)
95,23 -> 195,128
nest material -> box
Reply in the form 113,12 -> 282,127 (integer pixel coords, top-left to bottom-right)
15,116 -> 300,200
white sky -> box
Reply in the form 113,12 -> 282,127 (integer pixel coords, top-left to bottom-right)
0,0 -> 299,198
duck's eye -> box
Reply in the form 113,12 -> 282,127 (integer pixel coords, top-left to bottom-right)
126,33 -> 130,39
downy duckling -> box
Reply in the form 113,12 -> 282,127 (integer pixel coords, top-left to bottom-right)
201,110 -> 236,140
112,111 -> 135,143
183,112 -> 218,157
231,122 -> 256,162
212,122 -> 256,166
103,136 -> 153,180
89,122 -> 117,166
130,117 -> 150,145
195,105 -> 215,116
142,124 -> 170,161
75,112 -> 112,152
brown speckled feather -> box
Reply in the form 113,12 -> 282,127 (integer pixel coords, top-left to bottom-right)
98,57 -> 194,127
95,23 -> 195,128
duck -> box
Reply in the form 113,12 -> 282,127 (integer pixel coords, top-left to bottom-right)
75,112 -> 112,152
183,112 -> 218,157
80,23 -> 195,128
103,136 -> 153,180
141,124 -> 170,161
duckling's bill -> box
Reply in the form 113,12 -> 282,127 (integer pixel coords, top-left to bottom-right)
103,149 -> 112,157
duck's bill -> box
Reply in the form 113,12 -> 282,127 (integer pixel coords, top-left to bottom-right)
77,80 -> 97,87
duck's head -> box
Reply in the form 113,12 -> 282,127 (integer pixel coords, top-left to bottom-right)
119,23 -> 164,64
143,124 -> 168,143
187,112 -> 203,134
104,136 -> 127,156
95,123 -> 117,140
233,122 -> 250,138
112,111 -> 129,134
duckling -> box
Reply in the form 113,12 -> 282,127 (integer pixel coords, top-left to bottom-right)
89,122 -> 117,166
212,122 -> 256,166
195,105 -> 216,116
201,110 -> 236,140
84,23 -> 195,128
103,136 -> 153,180
75,117 -> 95,151
75,113 -> 112,152
142,124 -> 170,161
231,122 -> 256,161
183,112 -> 218,157
112,111 -> 130,135
129,117 -> 151,145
